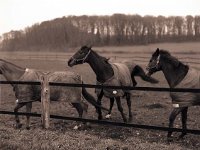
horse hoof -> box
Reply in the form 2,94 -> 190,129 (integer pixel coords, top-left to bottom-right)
16,123 -> 22,129
105,114 -> 111,119
123,119 -> 128,123
73,125 -> 80,130
167,137 -> 173,143
26,126 -> 30,130
85,122 -> 92,129
177,133 -> 186,140
73,124 -> 82,130
79,123 -> 92,130
98,116 -> 103,120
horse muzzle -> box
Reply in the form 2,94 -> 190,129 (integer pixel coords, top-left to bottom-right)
146,67 -> 153,77
146,71 -> 153,77
68,58 -> 76,67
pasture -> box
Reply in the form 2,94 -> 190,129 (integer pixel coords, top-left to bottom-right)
0,42 -> 200,150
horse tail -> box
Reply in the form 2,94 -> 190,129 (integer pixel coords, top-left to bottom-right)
131,65 -> 159,84
82,83 -> 108,111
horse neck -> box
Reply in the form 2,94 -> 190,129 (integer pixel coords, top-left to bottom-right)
86,51 -> 114,83
0,60 -> 25,81
161,59 -> 189,88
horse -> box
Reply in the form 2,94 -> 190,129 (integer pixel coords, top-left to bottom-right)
0,59 -> 107,129
68,46 -> 159,123
146,48 -> 200,141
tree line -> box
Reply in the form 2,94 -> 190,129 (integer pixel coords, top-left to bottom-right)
1,14 -> 200,51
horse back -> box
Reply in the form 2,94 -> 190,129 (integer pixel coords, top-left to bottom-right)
48,71 -> 81,83
15,69 -> 82,103
96,62 -> 133,97
45,71 -> 82,102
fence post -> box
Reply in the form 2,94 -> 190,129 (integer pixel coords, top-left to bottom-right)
41,73 -> 50,129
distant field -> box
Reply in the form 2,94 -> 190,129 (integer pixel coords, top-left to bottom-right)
95,42 -> 200,53
0,42 -> 200,149
1,42 -> 200,69
1,41 -> 200,59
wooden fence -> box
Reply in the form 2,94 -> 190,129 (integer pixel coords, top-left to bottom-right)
1,80 -> 200,135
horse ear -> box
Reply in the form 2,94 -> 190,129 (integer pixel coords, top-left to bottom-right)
153,48 -> 160,56
156,48 -> 159,54
88,45 -> 92,49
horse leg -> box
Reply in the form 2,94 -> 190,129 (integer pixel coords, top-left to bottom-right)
72,102 -> 84,129
167,107 -> 183,141
97,90 -> 104,120
105,98 -> 115,119
116,97 -> 127,123
131,76 -> 137,86
178,107 -> 188,140
126,93 -> 132,123
14,103 -> 26,129
72,102 -> 87,118
72,102 -> 88,130
131,65 -> 158,83
25,102 -> 32,130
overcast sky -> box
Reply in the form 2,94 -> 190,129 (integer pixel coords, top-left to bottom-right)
0,0 -> 200,36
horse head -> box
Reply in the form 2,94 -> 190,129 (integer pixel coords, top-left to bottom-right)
146,48 -> 181,76
146,48 -> 162,76
68,45 -> 92,67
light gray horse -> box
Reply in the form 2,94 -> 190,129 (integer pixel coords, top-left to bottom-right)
0,59 -> 107,129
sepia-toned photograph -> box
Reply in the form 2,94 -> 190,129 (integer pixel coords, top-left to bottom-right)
0,0 -> 200,149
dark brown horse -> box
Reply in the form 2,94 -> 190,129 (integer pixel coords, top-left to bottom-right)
146,48 -> 200,141
0,59 -> 107,129
68,46 -> 158,123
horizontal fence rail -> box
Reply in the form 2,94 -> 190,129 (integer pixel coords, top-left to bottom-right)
1,111 -> 200,135
1,80 -> 200,93
0,80 -> 41,85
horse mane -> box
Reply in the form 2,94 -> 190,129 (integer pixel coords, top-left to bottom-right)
81,45 -> 110,63
159,49 -> 177,61
0,59 -> 25,69
159,49 -> 171,56
159,49 -> 188,67
81,45 -> 89,50
91,49 -> 110,63
99,55 -> 110,63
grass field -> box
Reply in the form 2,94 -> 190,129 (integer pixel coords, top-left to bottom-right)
0,42 -> 200,150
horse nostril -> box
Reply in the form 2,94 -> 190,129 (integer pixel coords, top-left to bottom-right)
68,58 -> 72,66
